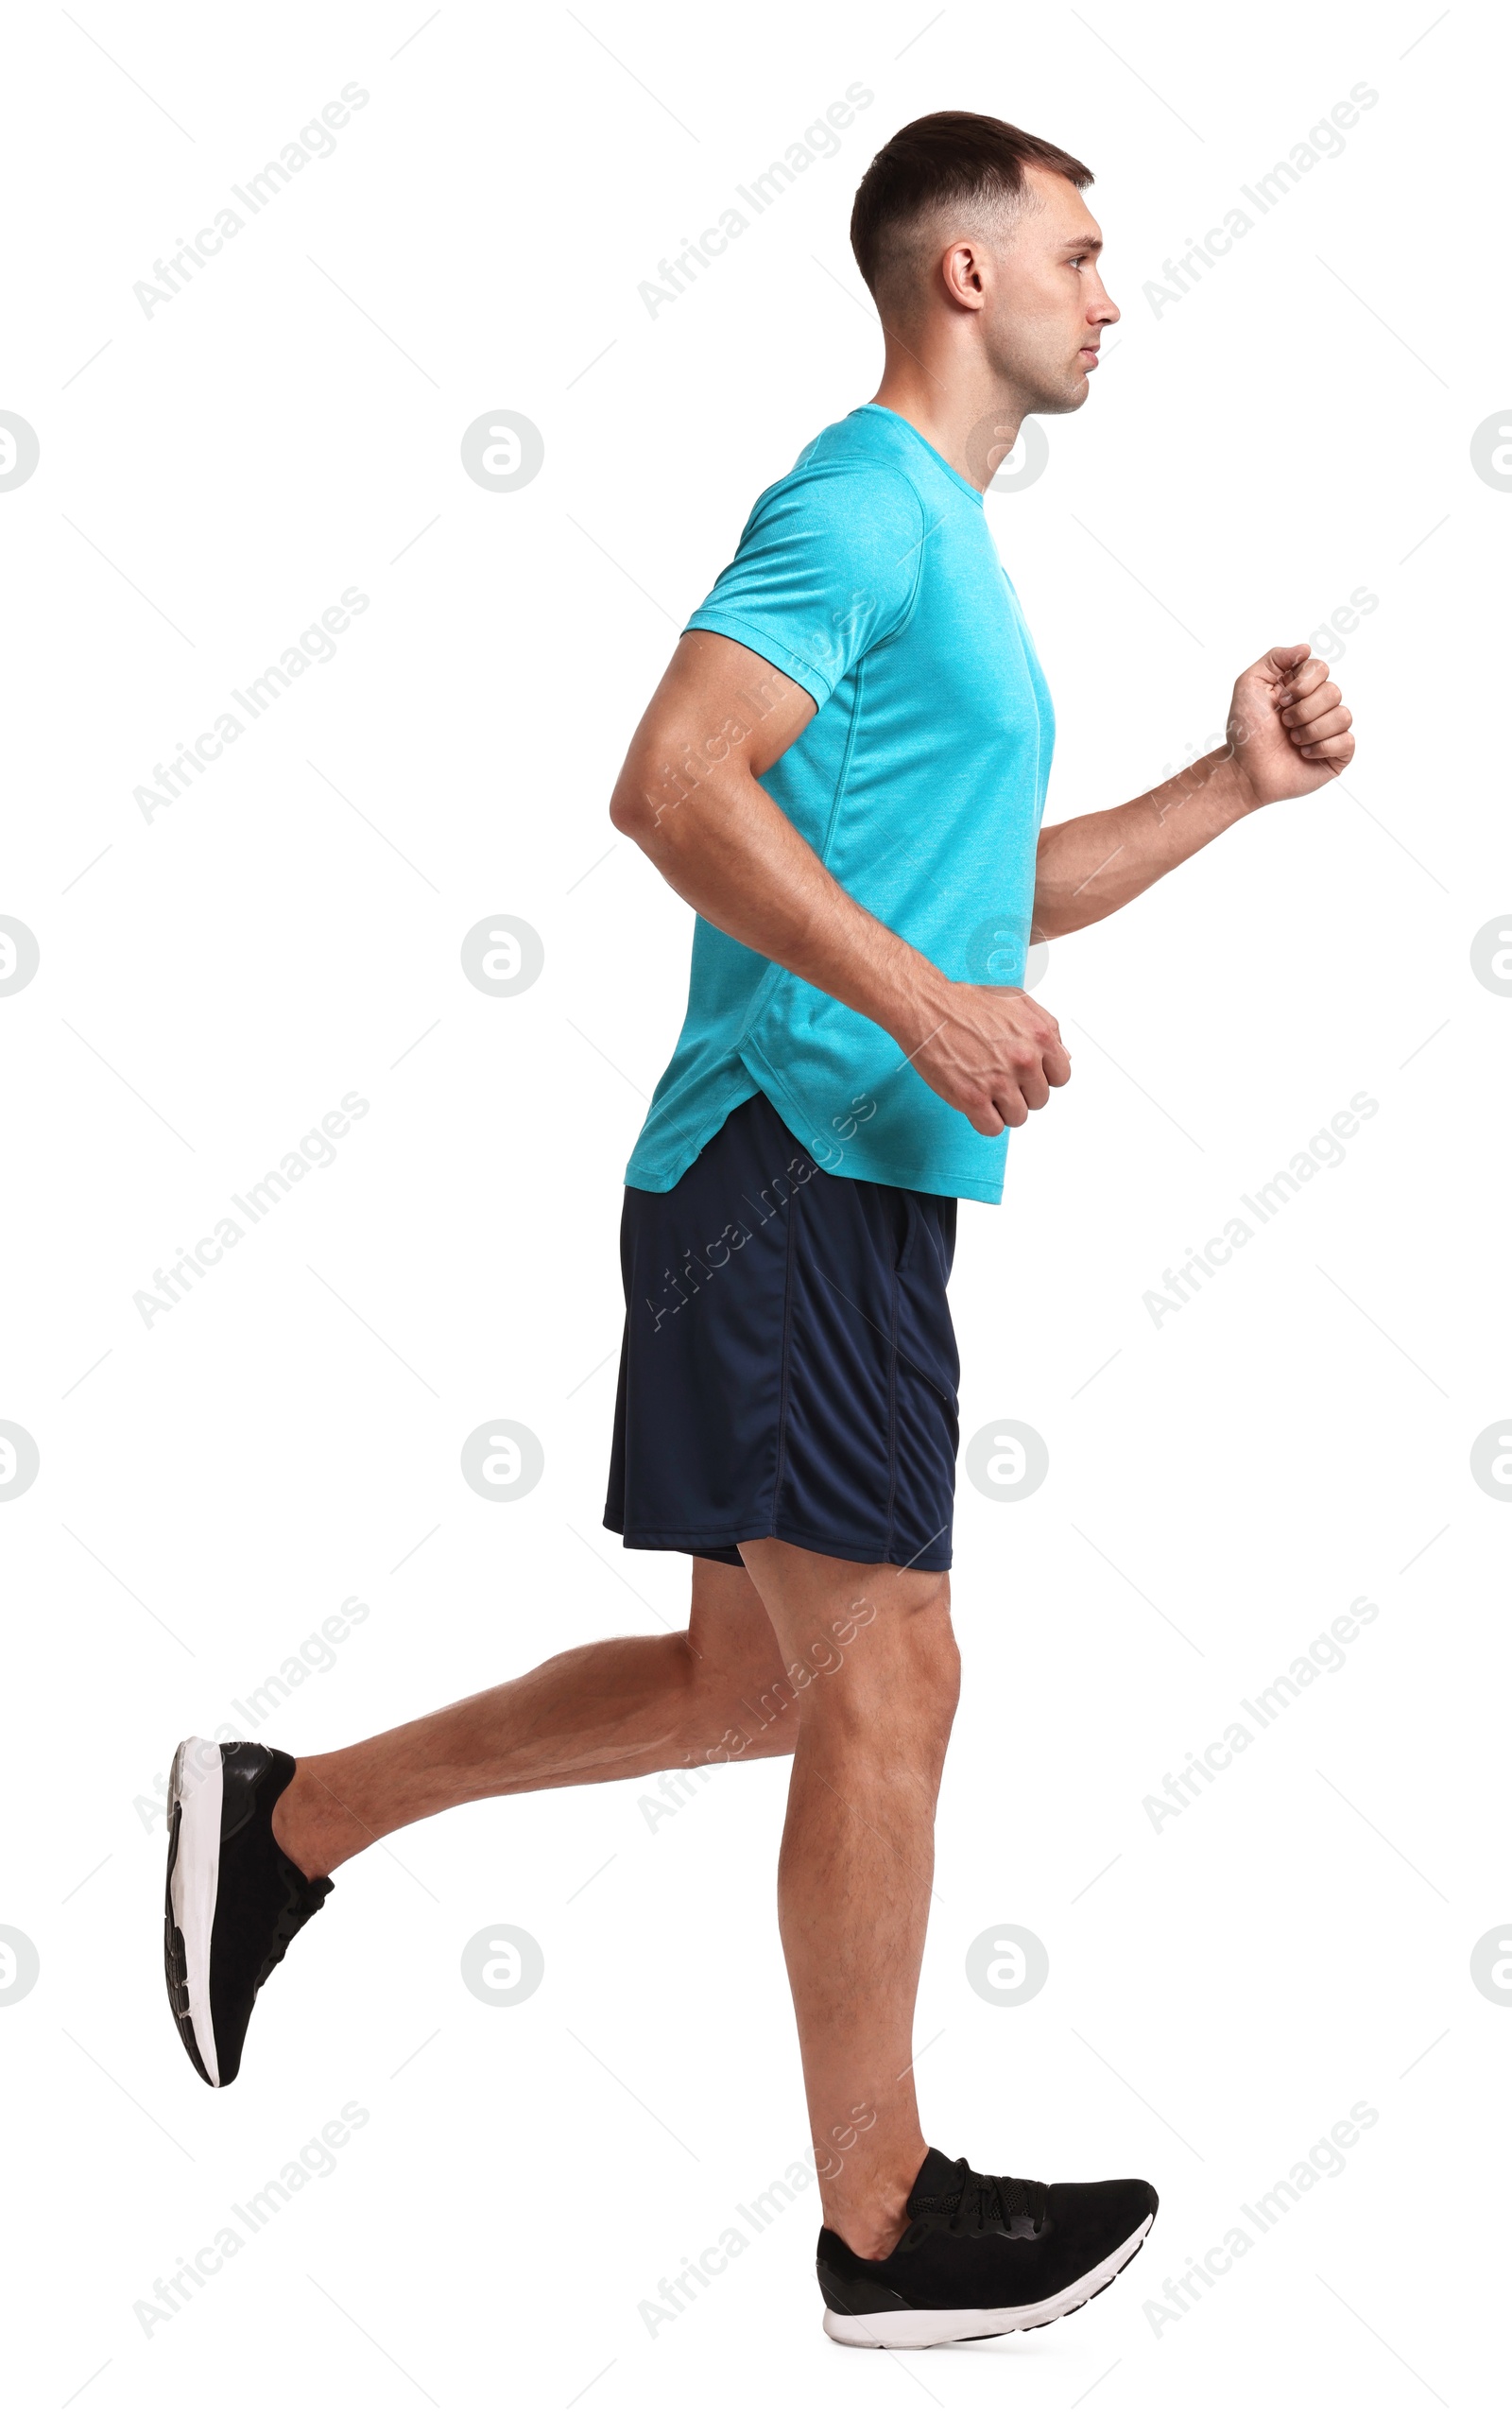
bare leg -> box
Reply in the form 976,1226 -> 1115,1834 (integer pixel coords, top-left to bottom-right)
270,1559 -> 797,1879
270,1536 -> 955,2267
737,1538 -> 959,2263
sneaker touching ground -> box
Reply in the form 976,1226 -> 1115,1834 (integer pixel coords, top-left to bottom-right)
163,1737 -> 333,2088
817,2148 -> 1158,2348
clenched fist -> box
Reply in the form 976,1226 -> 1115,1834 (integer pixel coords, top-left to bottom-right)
1228,642 -> 1355,808
910,984 -> 1072,1136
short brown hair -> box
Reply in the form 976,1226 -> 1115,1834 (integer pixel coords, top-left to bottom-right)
850,111 -> 1093,297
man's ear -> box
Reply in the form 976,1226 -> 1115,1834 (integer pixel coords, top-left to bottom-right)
940,238 -> 988,311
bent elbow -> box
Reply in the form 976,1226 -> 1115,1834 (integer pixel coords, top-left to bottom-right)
607,783 -> 648,851
611,768 -> 685,852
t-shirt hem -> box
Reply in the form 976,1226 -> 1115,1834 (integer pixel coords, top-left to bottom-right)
738,1045 -> 1004,1205
624,1075 -> 761,1193
682,609 -> 833,709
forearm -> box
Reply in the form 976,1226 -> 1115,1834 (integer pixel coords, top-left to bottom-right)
614,762 -> 949,1053
610,627 -> 1073,1136
1033,746 -> 1257,941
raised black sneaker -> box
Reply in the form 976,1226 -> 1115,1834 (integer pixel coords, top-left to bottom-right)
817,2149 -> 1157,2348
163,1736 -> 333,2088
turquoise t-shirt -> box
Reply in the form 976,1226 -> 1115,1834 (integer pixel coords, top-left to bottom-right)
625,403 -> 1055,1206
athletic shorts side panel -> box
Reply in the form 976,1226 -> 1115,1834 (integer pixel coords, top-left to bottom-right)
604,1093 -> 959,1573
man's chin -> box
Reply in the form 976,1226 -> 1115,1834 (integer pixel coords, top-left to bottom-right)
1031,375 -> 1091,418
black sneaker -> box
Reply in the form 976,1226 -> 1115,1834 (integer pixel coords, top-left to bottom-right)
817,2149 -> 1157,2347
163,1736 -> 333,2088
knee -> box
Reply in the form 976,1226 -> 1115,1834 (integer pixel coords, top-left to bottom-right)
919,1616 -> 962,1735
902,1605 -> 960,1754
801,1581 -> 960,1747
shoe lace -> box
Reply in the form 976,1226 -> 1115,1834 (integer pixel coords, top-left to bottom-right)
914,2159 -> 1048,2238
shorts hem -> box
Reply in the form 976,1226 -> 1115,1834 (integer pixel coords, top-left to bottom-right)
604,1514 -> 952,1574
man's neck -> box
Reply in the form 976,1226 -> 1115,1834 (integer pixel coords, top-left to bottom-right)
870,353 -> 1029,492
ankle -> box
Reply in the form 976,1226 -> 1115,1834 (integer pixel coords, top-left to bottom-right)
830,2210 -> 910,2261
270,1767 -> 338,1881
821,2155 -> 921,2263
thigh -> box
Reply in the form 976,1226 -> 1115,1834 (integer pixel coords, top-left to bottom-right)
685,1555 -> 806,1761
737,1536 -> 954,1688
686,1553 -> 783,1681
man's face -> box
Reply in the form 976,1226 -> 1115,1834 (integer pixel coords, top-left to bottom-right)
981,167 -> 1119,412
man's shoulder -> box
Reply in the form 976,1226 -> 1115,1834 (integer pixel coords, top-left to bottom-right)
789,405 -> 912,471
741,411 -> 928,540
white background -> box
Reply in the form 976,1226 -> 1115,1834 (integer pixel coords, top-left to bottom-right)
3,1 -> 1507,2410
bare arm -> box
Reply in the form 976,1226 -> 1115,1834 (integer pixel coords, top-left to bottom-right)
610,630 -> 1069,1135
611,632 -> 1354,1136
1033,642 -> 1355,941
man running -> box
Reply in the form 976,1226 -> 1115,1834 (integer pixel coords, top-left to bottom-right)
163,111 -> 1354,2349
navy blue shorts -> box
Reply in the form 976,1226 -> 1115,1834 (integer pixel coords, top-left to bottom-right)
604,1091 -> 959,1571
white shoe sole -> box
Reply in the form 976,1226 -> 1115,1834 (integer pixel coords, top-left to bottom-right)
167,1736 -> 224,2087
822,2213 -> 1154,2348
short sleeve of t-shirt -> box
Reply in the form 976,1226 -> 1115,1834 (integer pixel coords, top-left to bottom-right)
683,460 -> 928,709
